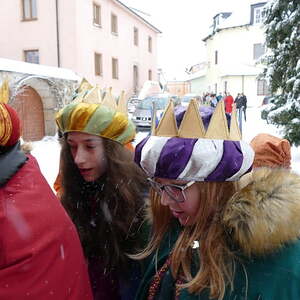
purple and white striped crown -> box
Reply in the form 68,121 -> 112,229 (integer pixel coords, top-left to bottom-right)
134,100 -> 254,182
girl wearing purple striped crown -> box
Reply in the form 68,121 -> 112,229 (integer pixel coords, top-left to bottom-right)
133,100 -> 300,300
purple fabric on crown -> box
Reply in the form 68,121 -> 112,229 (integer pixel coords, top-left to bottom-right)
154,137 -> 197,179
205,140 -> 243,181
134,135 -> 150,165
174,105 -> 231,130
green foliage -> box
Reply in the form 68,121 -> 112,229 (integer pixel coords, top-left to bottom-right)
262,0 -> 300,145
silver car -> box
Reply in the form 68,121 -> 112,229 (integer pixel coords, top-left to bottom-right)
132,94 -> 179,128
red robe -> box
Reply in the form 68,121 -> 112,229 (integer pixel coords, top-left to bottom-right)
224,95 -> 234,113
0,155 -> 93,299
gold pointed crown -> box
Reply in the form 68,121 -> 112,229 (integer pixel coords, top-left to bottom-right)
153,99 -> 242,141
0,78 -> 10,104
72,78 -> 128,114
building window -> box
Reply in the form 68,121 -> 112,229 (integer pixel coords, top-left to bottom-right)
148,69 -> 152,81
257,79 -> 270,95
111,13 -> 118,34
22,0 -> 37,20
133,65 -> 139,93
215,83 -> 218,94
224,81 -> 228,93
94,53 -> 102,76
253,43 -> 265,60
24,49 -> 39,64
148,36 -> 152,53
93,3 -> 101,26
215,50 -> 218,64
254,7 -> 265,24
112,58 -> 119,79
134,27 -> 139,46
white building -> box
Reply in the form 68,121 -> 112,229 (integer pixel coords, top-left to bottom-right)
188,1 -> 269,106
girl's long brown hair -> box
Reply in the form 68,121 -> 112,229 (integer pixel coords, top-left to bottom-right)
134,181 -> 237,299
60,136 -> 148,272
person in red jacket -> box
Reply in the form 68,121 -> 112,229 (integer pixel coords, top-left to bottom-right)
224,92 -> 234,113
0,102 -> 93,299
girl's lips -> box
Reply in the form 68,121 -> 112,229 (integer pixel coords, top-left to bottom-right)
171,210 -> 184,218
79,168 -> 92,175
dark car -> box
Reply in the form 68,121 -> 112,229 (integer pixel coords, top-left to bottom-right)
262,96 -> 272,105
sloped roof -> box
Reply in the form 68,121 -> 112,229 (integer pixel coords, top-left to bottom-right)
0,58 -> 80,81
203,1 -> 267,41
220,63 -> 263,77
113,0 -> 161,33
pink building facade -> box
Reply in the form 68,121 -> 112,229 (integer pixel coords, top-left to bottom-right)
0,0 -> 160,96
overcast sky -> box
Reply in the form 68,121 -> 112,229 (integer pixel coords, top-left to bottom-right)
122,0 -> 262,80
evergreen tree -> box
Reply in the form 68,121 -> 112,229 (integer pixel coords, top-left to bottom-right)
262,0 -> 300,145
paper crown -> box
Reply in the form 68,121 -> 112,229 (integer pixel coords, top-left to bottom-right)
152,99 -> 241,140
72,78 -> 128,114
56,80 -> 135,145
135,99 -> 254,182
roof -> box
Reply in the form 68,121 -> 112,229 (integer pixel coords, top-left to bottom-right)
220,64 -> 263,77
203,1 -> 267,41
113,0 -> 162,33
0,58 -> 80,81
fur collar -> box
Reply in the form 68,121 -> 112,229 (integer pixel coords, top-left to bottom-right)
223,167 -> 300,256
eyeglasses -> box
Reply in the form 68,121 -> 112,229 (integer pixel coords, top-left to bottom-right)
147,178 -> 196,203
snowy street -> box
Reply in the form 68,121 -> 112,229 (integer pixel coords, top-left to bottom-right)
31,106 -> 300,190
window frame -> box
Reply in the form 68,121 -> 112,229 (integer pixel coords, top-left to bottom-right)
94,52 -> 103,76
148,69 -> 152,81
148,36 -> 152,53
111,13 -> 118,35
134,27 -> 139,46
214,50 -> 218,65
93,3 -> 101,27
24,49 -> 39,64
253,43 -> 265,60
22,0 -> 37,21
112,57 -> 119,79
257,79 -> 270,96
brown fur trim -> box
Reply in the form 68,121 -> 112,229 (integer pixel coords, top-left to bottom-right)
223,167 -> 300,256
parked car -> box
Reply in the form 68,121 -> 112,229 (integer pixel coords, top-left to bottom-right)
132,94 -> 180,128
261,95 -> 272,106
127,97 -> 139,113
181,93 -> 202,107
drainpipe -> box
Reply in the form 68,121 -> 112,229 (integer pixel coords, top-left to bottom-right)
242,75 -> 245,93
55,0 -> 61,67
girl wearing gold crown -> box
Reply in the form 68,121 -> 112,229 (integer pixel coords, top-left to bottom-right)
133,100 -> 300,300
55,84 -> 148,300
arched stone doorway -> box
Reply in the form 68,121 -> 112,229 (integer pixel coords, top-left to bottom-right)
12,86 -> 45,141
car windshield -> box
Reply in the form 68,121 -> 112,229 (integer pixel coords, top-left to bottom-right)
181,96 -> 191,103
181,95 -> 198,103
137,96 -> 170,110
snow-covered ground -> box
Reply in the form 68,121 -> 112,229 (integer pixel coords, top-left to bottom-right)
31,106 -> 300,189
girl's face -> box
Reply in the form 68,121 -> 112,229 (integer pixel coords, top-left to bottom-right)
67,132 -> 107,182
157,178 -> 200,226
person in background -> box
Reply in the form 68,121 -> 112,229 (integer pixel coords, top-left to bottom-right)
55,85 -> 148,300
240,92 -> 247,121
133,99 -> 300,300
224,92 -> 234,113
216,92 -> 223,102
0,101 -> 93,299
210,93 -> 218,108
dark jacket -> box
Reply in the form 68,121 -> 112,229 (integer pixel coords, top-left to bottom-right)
136,168 -> 300,300
0,145 -> 93,299
235,95 -> 247,110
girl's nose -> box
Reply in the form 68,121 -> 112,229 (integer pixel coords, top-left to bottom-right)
74,147 -> 86,166
160,190 -> 174,206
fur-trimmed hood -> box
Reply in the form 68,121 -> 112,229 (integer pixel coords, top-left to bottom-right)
223,167 -> 300,256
